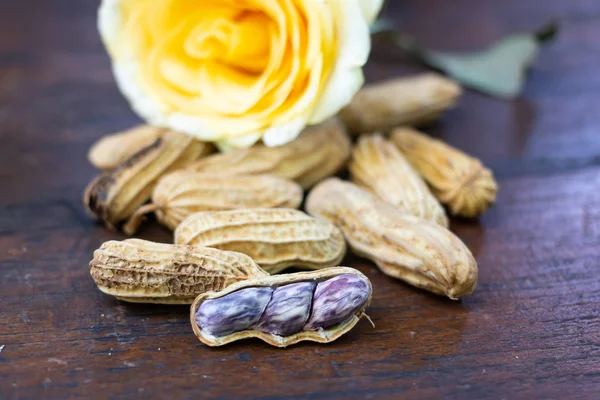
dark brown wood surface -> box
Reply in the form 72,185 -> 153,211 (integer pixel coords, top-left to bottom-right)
2,1 -> 600,399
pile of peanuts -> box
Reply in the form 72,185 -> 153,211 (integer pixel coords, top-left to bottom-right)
85,73 -> 497,347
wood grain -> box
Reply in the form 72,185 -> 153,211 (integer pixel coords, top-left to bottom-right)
2,0 -> 600,399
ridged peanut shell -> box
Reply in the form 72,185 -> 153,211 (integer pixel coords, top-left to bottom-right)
340,73 -> 462,135
124,171 -> 304,234
88,125 -> 209,170
306,179 -> 478,299
188,118 -> 351,189
90,239 -> 268,304
190,267 -> 372,347
84,130 -> 209,230
175,209 -> 347,274
391,128 -> 498,217
350,134 -> 448,227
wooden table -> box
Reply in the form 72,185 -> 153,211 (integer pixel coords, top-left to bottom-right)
2,1 -> 599,398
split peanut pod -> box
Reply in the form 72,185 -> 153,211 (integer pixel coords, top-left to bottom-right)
191,267 -> 372,347
84,130 -> 210,230
306,179 -> 478,300
391,128 -> 498,217
123,171 -> 303,235
188,118 -> 352,189
90,239 -> 268,304
175,208 -> 347,274
88,125 -> 211,170
340,73 -> 462,135
350,134 -> 448,227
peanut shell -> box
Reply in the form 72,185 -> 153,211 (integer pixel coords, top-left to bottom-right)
190,267 -> 372,347
340,73 -> 462,135
306,179 -> 478,300
391,128 -> 498,217
124,172 -> 303,235
350,134 -> 448,227
90,239 -> 268,304
84,130 -> 209,230
88,125 -> 208,170
175,208 -> 347,274
188,118 -> 351,189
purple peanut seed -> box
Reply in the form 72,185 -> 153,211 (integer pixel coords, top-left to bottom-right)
196,287 -> 274,337
254,282 -> 315,337
304,274 -> 370,330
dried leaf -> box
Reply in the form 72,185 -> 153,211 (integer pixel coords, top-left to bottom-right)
374,21 -> 558,99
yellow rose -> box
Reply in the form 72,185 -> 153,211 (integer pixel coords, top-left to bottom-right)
98,0 -> 383,148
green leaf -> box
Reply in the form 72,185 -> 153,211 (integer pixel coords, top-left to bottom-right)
374,21 -> 559,99
424,34 -> 539,99
369,18 -> 396,35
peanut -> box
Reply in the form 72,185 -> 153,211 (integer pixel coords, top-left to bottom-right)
191,267 -> 372,347
340,73 -> 462,135
254,282 -> 314,336
306,178 -> 478,300
84,130 -> 209,231
303,274 -> 371,330
391,128 -> 498,217
88,125 -> 210,170
90,239 -> 268,304
123,171 -> 303,235
187,118 -> 352,189
174,208 -> 347,274
350,134 -> 448,227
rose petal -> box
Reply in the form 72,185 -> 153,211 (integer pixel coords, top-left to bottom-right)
113,62 -> 168,127
262,116 -> 307,147
165,114 -> 220,141
334,0 -> 371,69
216,133 -> 262,151
97,0 -> 122,58
358,0 -> 385,24
98,0 -> 373,148
308,67 -> 364,124
308,0 -> 369,124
